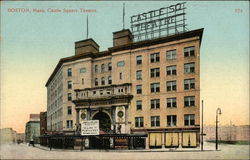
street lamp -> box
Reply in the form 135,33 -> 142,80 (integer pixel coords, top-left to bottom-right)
216,107 -> 222,150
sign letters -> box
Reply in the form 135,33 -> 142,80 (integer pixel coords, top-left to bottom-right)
81,120 -> 99,135
130,2 -> 187,42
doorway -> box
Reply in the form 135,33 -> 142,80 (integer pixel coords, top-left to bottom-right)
92,111 -> 111,133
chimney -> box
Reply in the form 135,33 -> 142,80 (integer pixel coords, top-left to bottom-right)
113,29 -> 133,47
75,38 -> 99,56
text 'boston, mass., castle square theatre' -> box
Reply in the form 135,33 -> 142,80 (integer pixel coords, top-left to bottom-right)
44,3 -> 204,149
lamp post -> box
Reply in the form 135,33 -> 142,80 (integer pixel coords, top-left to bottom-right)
201,100 -> 204,151
216,107 -> 222,150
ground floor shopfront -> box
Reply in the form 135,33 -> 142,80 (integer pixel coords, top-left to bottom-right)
40,129 -> 199,150
147,130 -> 199,148
40,134 -> 146,150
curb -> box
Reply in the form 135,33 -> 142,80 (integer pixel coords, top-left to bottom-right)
34,145 -> 217,152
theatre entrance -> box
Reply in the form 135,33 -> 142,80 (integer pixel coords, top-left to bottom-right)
92,111 -> 111,134
90,111 -> 112,149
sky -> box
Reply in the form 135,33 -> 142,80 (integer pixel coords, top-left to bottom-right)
0,1 -> 249,133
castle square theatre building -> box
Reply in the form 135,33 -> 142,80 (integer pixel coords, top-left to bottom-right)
45,27 -> 203,149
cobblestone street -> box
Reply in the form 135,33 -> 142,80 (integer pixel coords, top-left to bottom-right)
0,142 -> 249,159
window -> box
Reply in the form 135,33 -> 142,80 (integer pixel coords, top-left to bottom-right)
167,115 -> 177,127
108,76 -> 112,85
136,70 -> 142,80
67,81 -> 72,89
136,55 -> 142,65
67,106 -> 72,115
80,67 -> 86,73
150,53 -> 160,63
136,100 -> 142,110
108,63 -> 112,71
117,61 -> 125,67
167,97 -> 177,108
184,46 -> 195,57
101,64 -> 105,73
184,96 -> 195,107
94,65 -> 98,73
66,120 -> 73,128
82,78 -> 84,85
136,85 -> 142,94
166,65 -> 176,76
118,88 -> 124,93
101,77 -> 105,85
166,81 -> 177,91
151,116 -> 160,127
135,117 -> 144,128
67,68 -> 72,77
184,79 -> 195,90
166,50 -> 176,60
151,99 -> 160,109
150,83 -> 160,93
184,63 -> 195,73
107,90 -> 111,94
119,73 -> 122,80
184,114 -> 195,126
67,93 -> 72,101
100,90 -> 103,95
150,68 -> 160,78
95,78 -> 98,86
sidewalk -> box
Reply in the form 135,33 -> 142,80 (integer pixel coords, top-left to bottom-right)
34,144 -> 216,152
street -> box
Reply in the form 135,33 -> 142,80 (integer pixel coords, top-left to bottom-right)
0,142 -> 249,160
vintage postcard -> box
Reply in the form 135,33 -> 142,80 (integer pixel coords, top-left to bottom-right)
0,1 -> 249,159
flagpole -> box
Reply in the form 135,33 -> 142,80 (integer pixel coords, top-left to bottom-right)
123,3 -> 125,30
87,15 -> 89,39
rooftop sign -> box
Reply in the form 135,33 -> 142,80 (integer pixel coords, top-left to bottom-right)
130,2 -> 187,42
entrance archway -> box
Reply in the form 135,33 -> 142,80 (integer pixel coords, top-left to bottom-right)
92,111 -> 111,133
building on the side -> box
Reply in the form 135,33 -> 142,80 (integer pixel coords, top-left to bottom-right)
204,125 -> 250,142
0,128 -> 17,143
40,112 -> 47,135
45,27 -> 203,149
39,111 -> 48,146
30,114 -> 40,121
25,114 -> 40,143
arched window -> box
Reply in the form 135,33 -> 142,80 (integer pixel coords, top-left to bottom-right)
108,63 -> 112,71
94,65 -> 98,73
101,77 -> 105,85
108,76 -> 112,85
95,78 -> 98,86
101,64 -> 105,73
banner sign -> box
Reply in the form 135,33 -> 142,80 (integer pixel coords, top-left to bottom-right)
130,2 -> 187,42
81,120 -> 99,135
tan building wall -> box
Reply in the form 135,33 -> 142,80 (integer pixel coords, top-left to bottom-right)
46,28 -> 203,148
113,37 -> 201,130
47,68 -> 63,131
61,58 -> 93,131
107,37 -> 200,128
